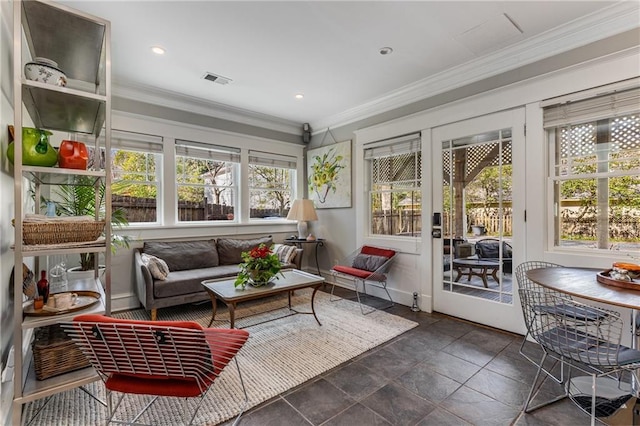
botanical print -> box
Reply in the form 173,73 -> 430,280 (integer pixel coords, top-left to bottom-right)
307,140 -> 351,208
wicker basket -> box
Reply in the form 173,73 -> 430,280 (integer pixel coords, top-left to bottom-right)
33,324 -> 90,380
15,220 -> 105,245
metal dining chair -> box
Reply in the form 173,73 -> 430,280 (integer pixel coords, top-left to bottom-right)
519,287 -> 640,425
62,314 -> 250,426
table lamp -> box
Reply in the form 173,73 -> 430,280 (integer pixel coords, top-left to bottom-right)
287,199 -> 318,239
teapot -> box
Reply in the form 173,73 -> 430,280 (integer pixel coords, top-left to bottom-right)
7,126 -> 57,167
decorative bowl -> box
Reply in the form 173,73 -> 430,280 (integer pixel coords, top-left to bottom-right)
24,60 -> 67,87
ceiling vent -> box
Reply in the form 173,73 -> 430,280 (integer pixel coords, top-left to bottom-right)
203,72 -> 232,85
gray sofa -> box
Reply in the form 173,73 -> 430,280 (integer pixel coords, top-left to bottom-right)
134,236 -> 302,320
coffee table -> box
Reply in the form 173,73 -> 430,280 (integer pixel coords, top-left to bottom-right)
201,269 -> 325,328
452,257 -> 500,288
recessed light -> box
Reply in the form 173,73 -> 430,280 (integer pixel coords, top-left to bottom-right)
151,46 -> 166,55
379,47 -> 393,55
295,93 -> 304,99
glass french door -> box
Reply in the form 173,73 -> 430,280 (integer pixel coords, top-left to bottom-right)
432,109 -> 526,334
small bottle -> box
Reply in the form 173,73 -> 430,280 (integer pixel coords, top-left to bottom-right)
37,270 -> 49,304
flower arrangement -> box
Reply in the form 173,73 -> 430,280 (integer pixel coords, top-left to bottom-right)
235,244 -> 283,288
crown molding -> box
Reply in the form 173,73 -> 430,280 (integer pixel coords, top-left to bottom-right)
311,1 -> 640,132
112,80 -> 302,135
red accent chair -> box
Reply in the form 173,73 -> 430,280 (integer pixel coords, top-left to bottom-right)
330,245 -> 397,314
62,314 -> 250,426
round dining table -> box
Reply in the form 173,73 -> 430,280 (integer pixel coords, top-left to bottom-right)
526,266 -> 640,348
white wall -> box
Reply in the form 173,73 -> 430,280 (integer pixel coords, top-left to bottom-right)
347,48 -> 640,313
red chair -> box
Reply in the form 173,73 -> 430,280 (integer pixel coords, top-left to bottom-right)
330,245 -> 397,314
62,314 -> 250,426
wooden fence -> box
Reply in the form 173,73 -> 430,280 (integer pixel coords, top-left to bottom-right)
113,196 -> 287,222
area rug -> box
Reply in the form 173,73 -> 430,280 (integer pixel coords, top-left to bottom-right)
24,289 -> 418,425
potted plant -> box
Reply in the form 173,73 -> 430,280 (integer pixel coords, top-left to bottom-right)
234,244 -> 283,289
43,176 -> 130,275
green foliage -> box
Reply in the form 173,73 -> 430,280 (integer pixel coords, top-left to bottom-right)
45,176 -> 130,271
234,244 -> 284,288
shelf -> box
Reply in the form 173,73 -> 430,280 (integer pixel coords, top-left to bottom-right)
22,82 -> 106,135
21,166 -> 105,186
17,363 -> 99,405
21,0 -> 106,87
12,1 -> 111,423
13,239 -> 107,258
21,276 -> 106,330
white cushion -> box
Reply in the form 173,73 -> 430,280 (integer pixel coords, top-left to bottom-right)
272,244 -> 297,265
141,253 -> 170,280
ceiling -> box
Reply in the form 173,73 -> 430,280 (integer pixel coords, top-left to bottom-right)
58,1 -> 637,133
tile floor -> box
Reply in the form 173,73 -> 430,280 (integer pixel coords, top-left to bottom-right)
232,287 -> 591,426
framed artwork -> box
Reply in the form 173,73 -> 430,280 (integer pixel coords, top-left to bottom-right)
307,140 -> 351,208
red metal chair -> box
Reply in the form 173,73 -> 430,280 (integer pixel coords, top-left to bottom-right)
62,314 -> 250,426
330,245 -> 397,314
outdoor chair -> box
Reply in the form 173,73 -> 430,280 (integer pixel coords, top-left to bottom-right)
475,238 -> 513,273
519,288 -> 640,425
330,245 -> 396,315
62,314 -> 250,426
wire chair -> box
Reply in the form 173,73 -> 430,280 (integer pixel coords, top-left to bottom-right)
330,245 -> 396,315
519,288 -> 640,425
62,314 -> 250,426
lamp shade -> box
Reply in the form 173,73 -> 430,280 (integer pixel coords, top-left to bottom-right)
287,199 -> 318,239
287,199 -> 318,222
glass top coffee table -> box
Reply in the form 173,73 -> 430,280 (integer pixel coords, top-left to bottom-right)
201,269 -> 325,328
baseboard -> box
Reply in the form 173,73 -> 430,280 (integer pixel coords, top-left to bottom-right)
327,271 -> 431,312
111,292 -> 142,313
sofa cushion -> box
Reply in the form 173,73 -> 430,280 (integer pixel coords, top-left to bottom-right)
153,265 -> 240,299
141,253 -> 170,280
217,236 -> 273,265
272,244 -> 297,265
143,240 -> 218,272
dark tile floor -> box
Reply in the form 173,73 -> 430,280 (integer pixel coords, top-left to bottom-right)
233,287 -> 590,426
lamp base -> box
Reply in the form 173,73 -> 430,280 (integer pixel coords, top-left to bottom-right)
297,221 -> 308,239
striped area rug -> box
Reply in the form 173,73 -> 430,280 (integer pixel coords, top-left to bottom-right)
24,289 -> 418,425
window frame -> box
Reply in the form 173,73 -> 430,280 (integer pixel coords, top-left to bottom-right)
247,150 -> 297,221
174,140 -> 240,223
364,134 -> 422,239
544,87 -> 640,254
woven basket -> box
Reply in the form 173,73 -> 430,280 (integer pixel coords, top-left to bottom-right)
33,324 -> 90,380
16,220 -> 105,245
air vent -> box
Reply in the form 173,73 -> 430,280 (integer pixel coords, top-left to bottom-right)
203,72 -> 232,85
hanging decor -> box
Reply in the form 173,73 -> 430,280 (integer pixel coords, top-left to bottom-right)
307,130 -> 351,209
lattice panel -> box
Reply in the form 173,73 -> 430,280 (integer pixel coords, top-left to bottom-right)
611,115 -> 640,151
442,141 -> 512,184
559,114 -> 639,158
372,152 -> 421,188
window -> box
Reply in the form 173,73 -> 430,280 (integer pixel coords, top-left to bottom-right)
248,151 -> 296,219
175,140 -> 240,222
365,134 -> 422,237
110,131 -> 163,224
545,86 -> 640,252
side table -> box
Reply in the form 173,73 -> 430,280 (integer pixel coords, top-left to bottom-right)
284,238 -> 325,276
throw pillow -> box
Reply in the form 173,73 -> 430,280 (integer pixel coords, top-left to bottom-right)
141,253 -> 170,280
143,240 -> 218,271
352,253 -> 388,272
272,244 -> 297,265
217,236 -> 273,265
